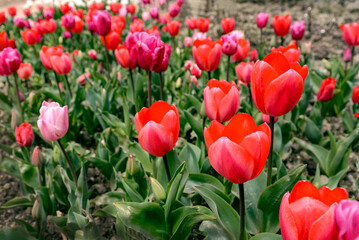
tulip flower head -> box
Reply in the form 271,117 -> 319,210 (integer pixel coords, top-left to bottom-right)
339,22 -> 359,46
271,42 -> 300,63
168,3 -> 180,18
280,180 -> 348,240
335,199 -> 359,240
291,20 -> 305,41
0,31 -> 8,51
92,10 -> 112,36
17,63 -> 33,79
343,48 -> 352,62
50,52 -> 72,75
115,45 -> 137,69
186,17 -> 197,30
250,49 -> 258,62
272,14 -> 292,37
40,45 -> 63,70
0,47 -> 21,76
184,37 -> 193,47
221,34 -> 238,56
236,61 -> 254,85
317,77 -> 336,102
221,18 -> 235,34
231,38 -> 250,62
150,8 -> 159,19
204,113 -> 271,184
21,29 -> 41,45
15,122 -> 34,147
256,12 -> 269,28
167,20 -> 180,37
197,18 -> 210,33
352,86 -> 359,104
192,39 -> 222,71
134,101 -> 180,157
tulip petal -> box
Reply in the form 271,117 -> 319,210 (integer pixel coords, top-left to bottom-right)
318,186 -> 348,206
204,86 -> 225,121
218,86 -> 239,122
279,192 -> 299,240
54,106 -> 68,139
204,121 -> 225,149
37,119 -> 58,141
263,52 -> 290,75
222,113 -> 257,144
289,180 -> 321,203
160,109 -> 180,142
309,204 -> 338,240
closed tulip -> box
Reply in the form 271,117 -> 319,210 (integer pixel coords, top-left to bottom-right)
204,79 -> 240,122
256,12 -> 269,28
250,49 -> 258,61
150,8 -> 159,19
100,31 -> 121,50
221,18 -> 235,34
197,18 -> 210,33
15,122 -> 34,147
280,180 -> 348,240
335,200 -> 359,240
44,8 -> 54,19
271,42 -> 300,63
159,13 -> 171,25
0,47 -> 21,76
192,39 -> 222,71
88,49 -> 97,60
8,39 -> 16,49
60,3 -> 71,14
40,19 -> 57,34
291,20 -> 305,41
40,45 -> 63,70
109,3 -> 122,13
134,101 -> 180,157
221,34 -> 238,56
352,86 -> 359,104
92,10 -> 111,36
272,14 -> 292,37
130,19 -> 144,33
124,32 -> 140,64
50,52 -> 72,75
236,61 -> 254,85
343,48 -> 352,62
0,11 -> 6,25
115,45 -> 137,69
126,4 -> 136,15
21,29 -> 41,45
37,101 -> 69,141
168,3 -> 180,18
7,6 -> 16,17
167,20 -> 180,36
339,22 -> 359,46
186,17 -> 197,30
231,38 -> 250,62
204,113 -> 271,184
31,146 -> 42,167
0,31 -> 8,51
77,72 -> 90,85
17,63 -> 33,79
251,51 -> 308,116
23,8 -> 31,17
14,17 -> 27,29
317,77 -> 336,102
184,37 -> 192,47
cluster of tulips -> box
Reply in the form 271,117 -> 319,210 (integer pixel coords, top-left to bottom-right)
0,0 -> 359,239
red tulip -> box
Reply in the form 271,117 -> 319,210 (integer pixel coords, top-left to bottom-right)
17,63 -> 33,79
339,23 -> 359,46
192,39 -> 222,71
204,113 -> 271,184
204,79 -> 240,122
88,50 -> 97,60
317,77 -> 336,102
279,180 -> 348,240
71,9 -> 84,19
8,39 -> 15,48
0,31 -> 8,51
115,45 -> 137,69
0,11 -> 6,25
235,61 -> 254,85
186,17 -> 197,30
190,64 -> 202,78
77,72 -> 90,85
167,20 -> 180,36
221,18 -> 235,34
23,8 -> 31,17
197,18 -> 210,33
40,19 -> 57,34
352,86 -> 359,104
60,4 -> 71,14
250,49 -> 258,62
134,101 -> 180,157
100,31 -> 121,50
112,15 -> 126,32
159,13 -> 171,25
251,51 -> 308,116
130,19 -> 144,33
40,45 -> 63,70
231,38 -> 250,62
71,16 -> 84,34
126,4 -> 136,15
15,122 -> 34,147
50,52 -> 72,75
146,25 -> 160,36
7,6 -> 16,17
272,14 -> 292,37
21,29 -> 41,45
109,3 -> 122,14
271,42 -> 300,63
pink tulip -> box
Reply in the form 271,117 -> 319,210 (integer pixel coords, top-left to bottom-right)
250,49 -> 258,62
37,101 -> 69,141
77,72 -> 90,85
0,47 -> 21,76
185,60 -> 192,70
343,48 -> 352,62
221,34 -> 238,56
335,199 -> 359,240
50,52 -> 72,75
150,7 -> 159,19
142,12 -> 150,21
235,61 -> 254,84
168,3 -> 180,18
191,75 -> 198,87
88,49 -> 97,60
17,62 -> 33,79
256,12 -> 269,28
119,7 -> 127,17
190,64 -> 202,78
44,8 -> 54,19
184,37 -> 193,47
291,20 -> 305,41
92,10 -> 111,36
229,30 -> 244,41
61,14 -> 75,31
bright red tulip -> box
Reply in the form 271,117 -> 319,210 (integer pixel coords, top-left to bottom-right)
100,31 -> 121,50
352,86 -> 359,104
192,39 -> 222,71
7,6 -> 16,17
317,77 -> 336,102
204,79 -> 240,122
17,63 -> 32,79
126,4 -> 136,15
115,45 -> 137,69
112,15 -> 126,32
272,14 -> 292,37
50,52 -> 72,75
60,4 -> 71,14
23,8 -> 31,17
21,29 -> 41,45
8,39 -> 15,48
236,61 -> 254,85
167,20 -> 180,36
231,38 -> 250,62
40,45 -> 63,70
279,180 -> 348,240
0,11 -> 6,25
204,113 -> 271,184
197,18 -> 210,33
271,42 -> 300,63
109,3 -> 122,14
251,51 -> 308,116
0,31 -> 8,51
71,16 -> 84,34
186,17 -> 197,30
159,13 -> 171,25
15,122 -> 34,147
146,25 -> 160,36
40,19 -> 57,34
339,23 -> 359,46
250,49 -> 258,61
134,101 -> 180,157
221,18 -> 235,34
71,9 -> 84,19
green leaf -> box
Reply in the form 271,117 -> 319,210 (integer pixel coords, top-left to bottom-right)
128,142 -> 152,174
0,227 -> 37,240
184,94 -> 202,113
194,185 -> 240,240
170,206 -> 215,240
251,233 -> 283,240
114,202 -> 168,240
184,110 -> 204,141
325,168 -> 348,189
304,118 -> 322,144
199,220 -> 232,240
1,197 -> 34,209
179,142 -> 201,173
122,178 -> 144,202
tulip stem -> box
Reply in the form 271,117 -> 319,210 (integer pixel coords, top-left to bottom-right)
163,154 -> 171,182
280,37 -> 284,46
104,41 -> 111,81
64,74 -> 73,98
57,140 -> 78,186
208,71 -> 211,81
238,183 -> 245,240
226,55 -> 231,82
159,72 -> 163,100
6,76 -> 11,97
267,116 -> 275,186
248,83 -> 253,109
260,28 -> 263,46
53,71 -> 62,97
37,166 -> 45,187
129,69 -> 136,104
351,46 -> 355,66
13,74 -> 23,121
148,71 -> 152,107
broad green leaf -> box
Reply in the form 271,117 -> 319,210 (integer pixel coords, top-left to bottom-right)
128,142 -> 152,174
304,118 -> 322,144
325,168 -> 348,189
184,94 -> 202,113
179,142 -> 201,173
251,233 -> 283,240
184,110 -> 204,141
199,220 -> 232,240
0,227 -> 37,240
122,178 -> 144,202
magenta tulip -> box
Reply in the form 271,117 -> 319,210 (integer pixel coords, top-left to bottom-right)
0,47 -> 21,76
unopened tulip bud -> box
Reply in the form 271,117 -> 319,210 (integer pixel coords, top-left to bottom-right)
126,155 -> 140,177
322,59 -> 332,70
97,62 -> 103,73
343,48 -> 352,62
176,77 -> 182,88
32,146 -> 42,167
117,71 -> 121,81
150,177 -> 166,202
18,90 -> 24,102
11,110 -> 19,130
64,31 -> 71,39
190,75 -> 198,87
32,199 -> 41,219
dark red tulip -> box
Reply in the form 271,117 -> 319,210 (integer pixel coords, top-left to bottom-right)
15,122 -> 34,147
317,77 -> 336,102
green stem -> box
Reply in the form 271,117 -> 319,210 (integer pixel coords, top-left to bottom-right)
129,69 -> 136,104
226,55 -> 231,82
163,154 -> 171,182
239,183 -> 245,240
104,41 -> 111,81
260,28 -> 263,46
53,71 -> 62,97
280,36 -> 284,46
351,46 -> 355,67
208,71 -> 211,81
159,72 -> 163,100
64,74 -> 73,98
13,74 -> 23,121
6,76 -> 11,97
148,71 -> 152,107
57,140 -> 78,186
248,83 -> 253,109
37,166 -> 43,187
267,116 -> 275,186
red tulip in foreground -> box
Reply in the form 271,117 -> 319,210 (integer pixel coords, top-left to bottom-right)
192,39 -> 222,72
134,101 -> 180,157
317,77 -> 336,102
272,14 -> 292,37
279,180 -> 348,240
204,79 -> 239,122
251,51 -> 308,117
15,122 -> 34,147
335,199 -> 359,240
271,42 -> 300,63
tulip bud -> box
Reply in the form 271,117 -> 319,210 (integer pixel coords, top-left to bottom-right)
200,101 -> 206,117
11,110 -> 19,131
126,155 -> 140,177
150,177 -> 166,202
18,90 -> 24,102
322,59 -> 332,70
184,37 -> 192,47
176,77 -> 182,88
32,146 -> 42,167
190,75 -> 198,87
343,48 -> 352,62
64,31 -> 71,39
32,199 -> 41,219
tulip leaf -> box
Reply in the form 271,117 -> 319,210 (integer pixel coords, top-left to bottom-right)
184,94 -> 202,113
179,142 -> 201,173
325,168 -> 348,189
199,220 -> 233,240
194,185 -> 240,240
251,233 -> 283,240
128,142 -> 152,174
114,202 -> 168,240
169,206 -> 215,240
185,173 -> 225,193
304,117 -> 322,144
184,110 -> 204,141
0,227 -> 37,240
122,178 -> 144,202
0,196 -> 34,209
257,165 -> 306,230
